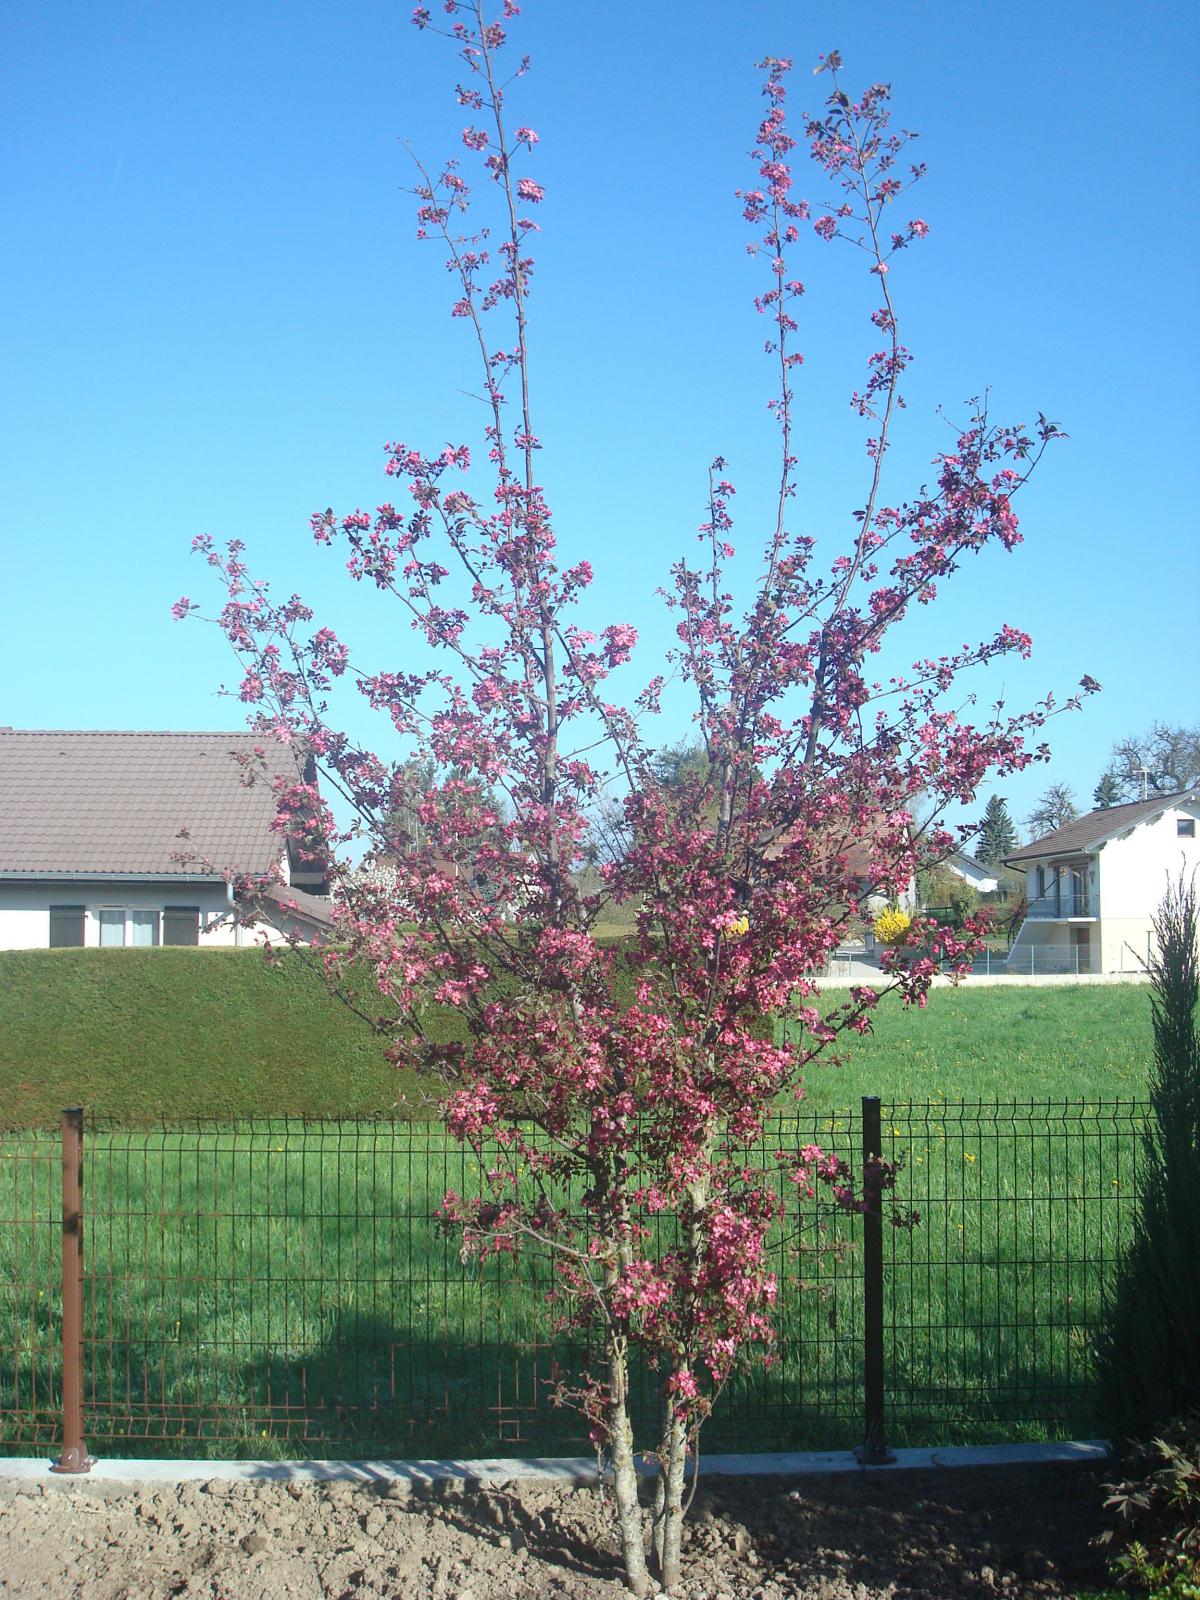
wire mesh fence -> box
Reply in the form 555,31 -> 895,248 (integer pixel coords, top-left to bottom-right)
0,1101 -> 1145,1463
881,1101 -> 1142,1443
0,1125 -> 62,1452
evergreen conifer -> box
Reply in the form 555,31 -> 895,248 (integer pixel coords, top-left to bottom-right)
1097,875 -> 1200,1439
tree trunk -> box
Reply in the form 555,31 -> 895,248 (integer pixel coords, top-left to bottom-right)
606,1334 -> 650,1596
598,1148 -> 650,1594
651,1465 -> 666,1574
650,1389 -> 670,1574
655,1397 -> 689,1591
652,1135 -> 714,1591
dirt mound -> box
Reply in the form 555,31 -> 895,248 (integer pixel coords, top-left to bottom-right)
0,1462 -> 1109,1599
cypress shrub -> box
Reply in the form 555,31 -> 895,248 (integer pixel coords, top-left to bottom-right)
1097,874 -> 1200,1440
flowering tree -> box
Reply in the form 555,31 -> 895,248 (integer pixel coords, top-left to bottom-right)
179,5 -> 1093,1591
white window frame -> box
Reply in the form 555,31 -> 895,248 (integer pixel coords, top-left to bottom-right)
95,907 -> 161,947
128,908 -> 161,947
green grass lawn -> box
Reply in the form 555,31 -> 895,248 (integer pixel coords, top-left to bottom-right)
0,1098 -> 1145,1462
784,981 -> 1154,1112
0,955 -> 1153,1462
0,947 -> 1154,1125
0,948 -> 433,1125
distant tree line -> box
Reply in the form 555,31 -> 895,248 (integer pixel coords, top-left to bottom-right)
1099,722 -> 1200,803
1013,722 -> 1199,846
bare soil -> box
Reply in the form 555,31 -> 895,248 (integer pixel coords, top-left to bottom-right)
0,1463 -> 1111,1599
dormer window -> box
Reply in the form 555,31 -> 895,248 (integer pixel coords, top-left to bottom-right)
1180,818 -> 1197,838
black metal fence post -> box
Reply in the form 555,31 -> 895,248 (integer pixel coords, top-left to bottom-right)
855,1095 -> 894,1465
50,1107 -> 93,1474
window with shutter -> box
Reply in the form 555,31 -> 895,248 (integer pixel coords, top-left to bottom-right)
162,906 -> 200,946
49,905 -> 86,948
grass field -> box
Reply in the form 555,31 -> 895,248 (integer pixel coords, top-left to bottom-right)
783,980 -> 1154,1110
0,948 -> 431,1125
0,1099 -> 1145,1462
0,947 -> 1155,1124
0,959 -> 1153,1461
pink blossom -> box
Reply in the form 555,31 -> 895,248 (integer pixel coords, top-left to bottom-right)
188,29 -> 1073,1584
602,622 -> 638,666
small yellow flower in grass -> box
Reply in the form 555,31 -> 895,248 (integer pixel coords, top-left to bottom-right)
964,1152 -> 977,1164
873,906 -> 912,946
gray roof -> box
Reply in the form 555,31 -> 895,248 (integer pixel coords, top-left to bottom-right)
257,882 -> 335,931
953,850 -> 998,875
0,729 -> 308,878
1005,789 -> 1199,866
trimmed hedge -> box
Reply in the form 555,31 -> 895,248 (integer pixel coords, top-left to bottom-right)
0,948 -> 1152,1127
0,948 -> 436,1126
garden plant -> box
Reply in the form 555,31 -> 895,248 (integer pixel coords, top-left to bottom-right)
180,3 -> 1094,1589
1098,1416 -> 1200,1599
1097,872 -> 1200,1446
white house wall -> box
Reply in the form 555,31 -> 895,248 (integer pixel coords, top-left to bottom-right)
1007,918 -> 1070,962
950,859 -> 1000,893
0,882 -> 314,950
1095,799 -> 1200,972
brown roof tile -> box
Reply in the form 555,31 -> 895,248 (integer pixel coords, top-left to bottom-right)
0,729 -> 308,878
1005,789 -> 1199,865
256,882 -> 335,930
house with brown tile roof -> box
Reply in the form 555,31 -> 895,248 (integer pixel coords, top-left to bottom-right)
0,729 -> 334,950
1002,788 -> 1200,973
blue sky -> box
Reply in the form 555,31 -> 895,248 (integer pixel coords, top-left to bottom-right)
3,1 -> 1197,839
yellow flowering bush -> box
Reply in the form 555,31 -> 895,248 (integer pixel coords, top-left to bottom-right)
874,906 -> 912,946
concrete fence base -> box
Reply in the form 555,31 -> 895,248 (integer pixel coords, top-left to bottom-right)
0,1439 -> 1110,1489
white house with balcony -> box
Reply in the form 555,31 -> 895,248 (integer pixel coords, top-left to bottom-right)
0,728 -> 334,949
1004,789 -> 1200,974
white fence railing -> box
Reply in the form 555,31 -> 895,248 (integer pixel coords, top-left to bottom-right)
816,945 -> 1104,980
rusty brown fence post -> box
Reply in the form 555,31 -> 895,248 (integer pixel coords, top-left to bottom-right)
50,1107 -> 93,1474
855,1096 -> 895,1465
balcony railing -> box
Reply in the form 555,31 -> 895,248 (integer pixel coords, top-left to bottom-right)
1026,890 -> 1094,919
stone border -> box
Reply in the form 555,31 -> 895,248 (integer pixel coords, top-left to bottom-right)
1,1439 -> 1109,1488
